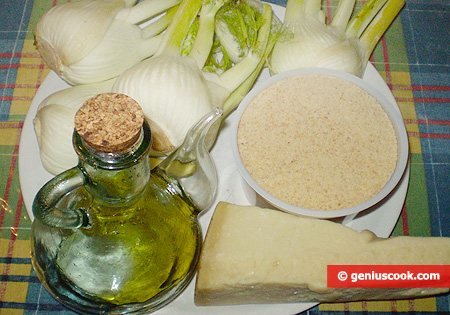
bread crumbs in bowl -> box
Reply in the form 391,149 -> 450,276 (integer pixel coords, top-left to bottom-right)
231,67 -> 409,220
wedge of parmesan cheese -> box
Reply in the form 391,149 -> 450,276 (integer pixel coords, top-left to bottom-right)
194,202 -> 450,306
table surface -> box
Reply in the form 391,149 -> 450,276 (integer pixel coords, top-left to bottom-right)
1,0 -> 449,314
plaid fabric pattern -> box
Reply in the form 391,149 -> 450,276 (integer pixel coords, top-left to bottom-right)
0,0 -> 449,314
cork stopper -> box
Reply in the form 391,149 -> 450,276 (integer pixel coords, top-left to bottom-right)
75,93 -> 145,153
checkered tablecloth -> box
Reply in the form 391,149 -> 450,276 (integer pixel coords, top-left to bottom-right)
0,0 -> 449,314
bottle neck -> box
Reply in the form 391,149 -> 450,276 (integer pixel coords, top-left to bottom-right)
73,121 -> 152,205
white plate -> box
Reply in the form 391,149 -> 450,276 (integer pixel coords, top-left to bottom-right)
18,3 -> 409,315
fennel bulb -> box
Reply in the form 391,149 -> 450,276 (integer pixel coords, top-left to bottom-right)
269,0 -> 405,77
34,105 -> 78,175
113,0 -> 275,154
34,0 -> 180,85
34,79 -> 116,174
113,54 -> 218,153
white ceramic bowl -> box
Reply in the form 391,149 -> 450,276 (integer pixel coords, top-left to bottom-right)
231,68 -> 409,220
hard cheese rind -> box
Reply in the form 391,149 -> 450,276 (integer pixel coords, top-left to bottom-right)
194,202 -> 450,306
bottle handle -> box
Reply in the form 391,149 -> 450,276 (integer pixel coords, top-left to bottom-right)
32,166 -> 90,229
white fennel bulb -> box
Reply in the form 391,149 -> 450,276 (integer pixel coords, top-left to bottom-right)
113,54 -> 217,152
52,20 -> 163,86
34,79 -> 116,174
34,105 -> 78,175
269,0 -> 405,77
113,0 -> 213,153
34,0 -> 180,85
113,0 -> 274,154
37,79 -> 117,112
